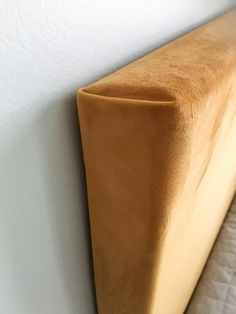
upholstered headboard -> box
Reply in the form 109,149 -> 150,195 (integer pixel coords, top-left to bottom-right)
78,10 -> 236,314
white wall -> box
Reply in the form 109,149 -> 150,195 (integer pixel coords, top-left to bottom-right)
0,1 -> 235,313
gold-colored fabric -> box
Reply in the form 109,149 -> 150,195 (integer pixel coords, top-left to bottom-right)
78,10 -> 236,314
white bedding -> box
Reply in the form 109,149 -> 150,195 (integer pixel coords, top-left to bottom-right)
186,194 -> 236,314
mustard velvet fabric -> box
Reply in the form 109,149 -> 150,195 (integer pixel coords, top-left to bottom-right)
78,10 -> 236,314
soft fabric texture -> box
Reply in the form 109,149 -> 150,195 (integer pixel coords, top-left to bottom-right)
186,194 -> 236,314
78,10 -> 236,314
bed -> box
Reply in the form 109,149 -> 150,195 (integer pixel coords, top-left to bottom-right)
78,9 -> 236,314
186,194 -> 236,314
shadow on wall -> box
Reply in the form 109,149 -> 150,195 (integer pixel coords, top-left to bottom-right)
0,93 -> 97,314
37,94 -> 98,313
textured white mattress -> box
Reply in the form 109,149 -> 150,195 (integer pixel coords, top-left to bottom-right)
186,194 -> 236,314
